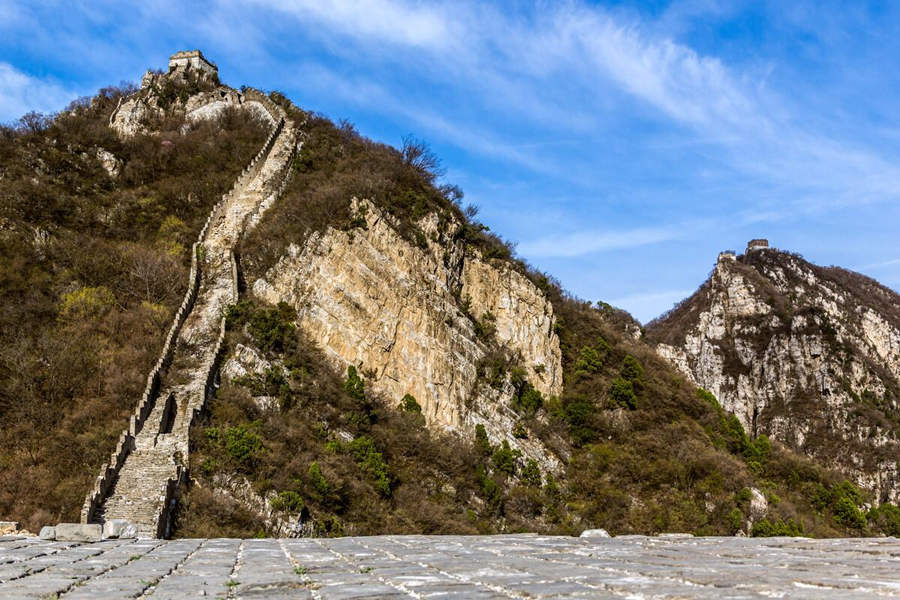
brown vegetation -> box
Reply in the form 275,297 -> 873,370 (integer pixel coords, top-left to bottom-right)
0,88 -> 268,531
192,103 -> 884,537
3,79 -> 895,539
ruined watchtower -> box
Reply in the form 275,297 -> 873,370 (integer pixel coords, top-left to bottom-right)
746,238 -> 769,252
168,50 -> 218,77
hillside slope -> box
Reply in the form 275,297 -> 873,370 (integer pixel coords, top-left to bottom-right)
647,244 -> 900,504
0,73 -> 269,530
3,52 -> 899,539
175,97 -> 897,538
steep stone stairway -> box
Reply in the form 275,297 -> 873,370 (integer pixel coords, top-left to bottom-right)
82,89 -> 298,537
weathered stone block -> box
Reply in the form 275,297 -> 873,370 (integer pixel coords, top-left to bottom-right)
39,526 -> 56,540
55,523 -> 102,542
579,528 -> 610,538
103,519 -> 137,539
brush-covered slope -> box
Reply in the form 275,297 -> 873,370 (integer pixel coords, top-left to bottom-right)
0,75 -> 270,531
648,247 -> 900,505
174,104 -> 896,538
3,55 -> 898,539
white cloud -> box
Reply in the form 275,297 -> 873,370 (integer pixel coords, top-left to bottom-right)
243,0 -> 453,49
0,62 -> 79,122
518,223 -> 691,258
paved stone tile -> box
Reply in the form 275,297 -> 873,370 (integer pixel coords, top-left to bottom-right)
0,539 -> 151,598
60,540 -> 185,599
144,538 -> 240,599
2,534 -> 900,598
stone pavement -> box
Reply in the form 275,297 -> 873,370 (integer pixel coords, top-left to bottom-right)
1,534 -> 899,598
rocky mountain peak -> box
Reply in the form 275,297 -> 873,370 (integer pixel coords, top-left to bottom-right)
648,242 -> 900,503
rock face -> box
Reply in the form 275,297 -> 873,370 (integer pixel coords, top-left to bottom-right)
253,199 -> 562,468
0,521 -> 19,535
95,148 -> 122,177
649,246 -> 900,502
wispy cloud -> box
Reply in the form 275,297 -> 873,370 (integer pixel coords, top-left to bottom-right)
243,0 -> 453,49
0,62 -> 79,122
518,223 -> 691,258
856,258 -> 900,271
242,0 -> 900,217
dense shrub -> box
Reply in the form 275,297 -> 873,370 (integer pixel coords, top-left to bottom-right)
271,490 -> 305,513
400,393 -> 422,413
520,459 -> 542,487
751,518 -> 804,537
475,424 -> 492,456
344,366 -> 366,402
868,503 -> 900,535
223,423 -> 262,467
491,440 -> 520,476
573,342 -> 608,377
833,496 -> 866,529
620,355 -> 644,382
608,377 -> 637,409
348,435 -> 392,497
512,385 -> 544,416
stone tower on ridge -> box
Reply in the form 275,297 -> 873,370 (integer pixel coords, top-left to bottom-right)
168,50 -> 218,76
746,238 -> 769,252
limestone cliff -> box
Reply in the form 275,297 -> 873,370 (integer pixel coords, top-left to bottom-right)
648,246 -> 900,502
252,199 -> 563,469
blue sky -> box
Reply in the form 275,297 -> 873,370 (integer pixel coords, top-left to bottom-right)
3,0 -> 900,322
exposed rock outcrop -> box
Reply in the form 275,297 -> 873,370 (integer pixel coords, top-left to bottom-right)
110,58 -> 274,136
649,246 -> 900,502
95,148 -> 121,177
253,199 -> 563,470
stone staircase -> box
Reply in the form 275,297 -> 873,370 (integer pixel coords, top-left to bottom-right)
81,88 -> 299,538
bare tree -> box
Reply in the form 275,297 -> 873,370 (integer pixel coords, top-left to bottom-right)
401,135 -> 444,182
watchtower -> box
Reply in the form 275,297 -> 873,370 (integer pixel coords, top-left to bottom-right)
718,250 -> 736,262
168,50 -> 218,77
746,239 -> 769,252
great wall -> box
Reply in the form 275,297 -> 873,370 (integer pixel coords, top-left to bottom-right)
77,56 -> 301,538
6,49 -> 900,600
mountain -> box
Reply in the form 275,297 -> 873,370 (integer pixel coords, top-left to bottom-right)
647,241 -> 900,505
2,51 -> 899,539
